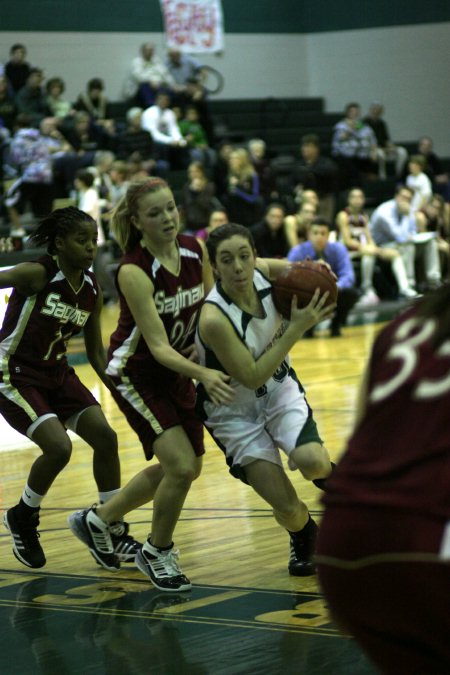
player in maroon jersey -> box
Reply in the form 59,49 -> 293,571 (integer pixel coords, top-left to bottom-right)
316,282 -> 450,673
69,178 -> 234,592
1,207 -> 140,569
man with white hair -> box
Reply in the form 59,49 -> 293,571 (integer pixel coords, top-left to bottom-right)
124,43 -> 176,106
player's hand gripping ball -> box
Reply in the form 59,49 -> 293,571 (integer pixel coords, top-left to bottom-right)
272,260 -> 338,319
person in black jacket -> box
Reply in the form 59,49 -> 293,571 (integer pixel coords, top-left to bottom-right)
250,203 -> 290,258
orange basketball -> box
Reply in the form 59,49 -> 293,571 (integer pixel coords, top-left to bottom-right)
272,260 -> 338,319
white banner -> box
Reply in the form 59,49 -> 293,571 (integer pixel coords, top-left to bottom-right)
159,0 -> 224,53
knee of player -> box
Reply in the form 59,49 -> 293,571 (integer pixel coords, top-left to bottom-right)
43,437 -> 73,468
92,425 -> 118,454
291,444 -> 330,480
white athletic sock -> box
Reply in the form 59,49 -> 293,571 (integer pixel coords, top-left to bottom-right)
21,484 -> 45,508
98,489 -> 121,504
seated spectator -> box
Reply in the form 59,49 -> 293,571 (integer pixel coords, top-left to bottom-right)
6,113 -> 54,236
250,203 -> 290,258
284,196 -> 317,249
288,217 -> 360,337
417,136 -> 450,191
0,74 -> 17,132
180,160 -> 221,232
141,91 -> 189,169
248,138 -> 278,203
165,49 -> 205,95
74,78 -> 115,133
222,147 -> 264,227
126,152 -> 150,182
60,110 -> 115,157
15,68 -> 49,127
406,155 -> 433,212
178,105 -> 216,166
336,187 -> 412,304
39,116 -> 80,196
45,76 -> 73,119
331,102 -> 379,189
181,77 -> 215,145
289,134 -> 338,221
108,160 -> 129,206
363,102 -> 408,178
195,207 -> 229,242
415,194 -> 449,276
369,185 -> 440,293
5,44 -> 31,95
116,106 -> 169,178
213,140 -> 234,198
73,168 -> 117,304
124,42 -> 176,107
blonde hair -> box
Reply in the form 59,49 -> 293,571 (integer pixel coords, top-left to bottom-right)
229,147 -> 256,181
110,178 -> 169,253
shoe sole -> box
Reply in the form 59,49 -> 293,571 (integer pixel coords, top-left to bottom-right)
3,512 -> 46,569
135,551 -> 192,592
68,513 -> 120,572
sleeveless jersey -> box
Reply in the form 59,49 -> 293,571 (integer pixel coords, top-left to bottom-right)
0,254 -> 98,382
342,207 -> 369,245
323,303 -> 450,519
107,234 -> 205,380
196,269 -> 294,405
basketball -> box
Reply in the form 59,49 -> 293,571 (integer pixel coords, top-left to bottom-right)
272,261 -> 338,319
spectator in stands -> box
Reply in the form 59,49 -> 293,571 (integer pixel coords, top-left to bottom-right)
73,168 -> 117,304
331,102 -> 379,189
38,116 -> 89,197
74,78 -> 115,134
141,91 -> 189,170
289,134 -> 338,221
363,102 -> 408,179
248,138 -> 278,203
15,68 -> 49,127
416,136 -> 450,204
124,43 -> 176,107
126,152 -> 150,182
165,49 -> 205,90
370,185 -> 440,293
250,203 -> 290,258
284,196 -> 317,249
406,155 -> 433,212
6,113 -> 54,236
213,140 -> 234,198
45,76 -> 73,120
195,207 -> 229,243
4,44 -> 31,95
180,160 -> 221,232
222,147 -> 264,227
0,74 -> 17,132
182,77 -> 215,146
288,217 -> 359,337
336,187 -> 412,305
116,106 -> 169,178
60,110 -> 115,157
415,194 -> 449,276
178,105 -> 216,166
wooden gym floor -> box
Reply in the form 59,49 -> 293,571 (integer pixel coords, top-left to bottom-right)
0,305 -> 391,674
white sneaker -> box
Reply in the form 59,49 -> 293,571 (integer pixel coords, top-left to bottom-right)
356,289 -> 380,307
399,287 -> 419,298
135,541 -> 191,592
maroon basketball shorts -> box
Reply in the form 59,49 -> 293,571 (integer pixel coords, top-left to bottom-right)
0,366 -> 99,437
109,372 -> 205,460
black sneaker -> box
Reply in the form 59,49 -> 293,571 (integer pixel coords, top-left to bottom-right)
109,521 -> 142,563
3,507 -> 46,568
135,541 -> 192,592
288,519 -> 318,577
68,507 -> 120,571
